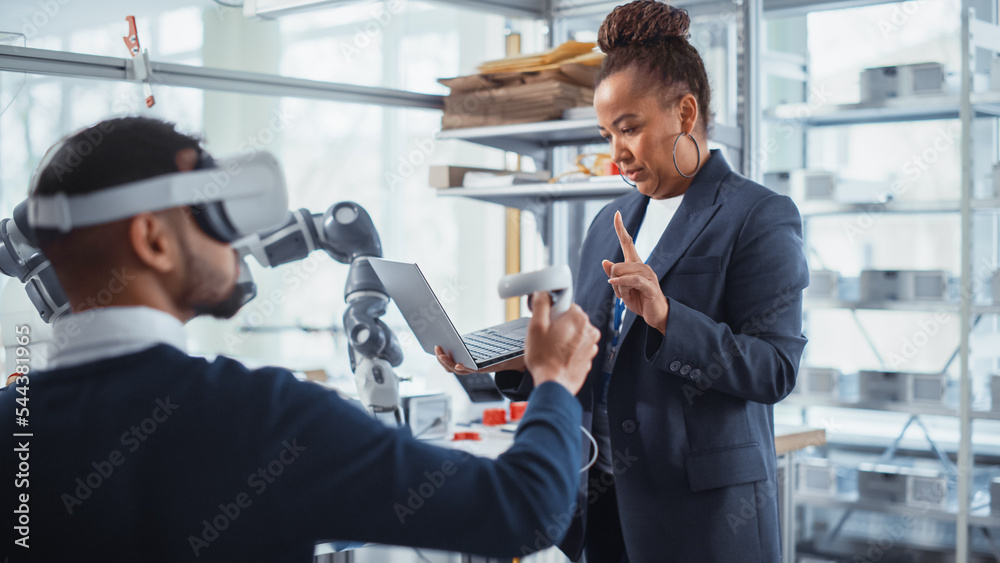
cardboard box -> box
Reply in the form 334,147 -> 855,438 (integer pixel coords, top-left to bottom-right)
765,170 -> 836,201
908,473 -> 947,508
763,171 -> 790,197
859,269 -> 948,301
797,458 -> 838,497
858,371 -> 947,404
907,373 -> 947,405
795,367 -> 840,396
857,463 -> 946,508
790,170 -> 836,200
860,62 -> 946,102
805,270 -> 839,300
859,370 -> 904,402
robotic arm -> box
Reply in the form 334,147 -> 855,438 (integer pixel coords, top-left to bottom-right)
236,202 -> 404,424
0,199 -> 406,425
0,201 -> 70,323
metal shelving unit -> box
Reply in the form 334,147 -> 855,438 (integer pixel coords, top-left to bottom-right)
765,91 -> 1000,127
804,298 -> 1000,315
799,199 -> 1000,216
782,395 -> 1000,421
768,2 -> 1000,561
436,179 -> 632,210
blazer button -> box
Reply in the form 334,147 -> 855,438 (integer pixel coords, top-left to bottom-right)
669,361 -> 682,372
680,365 -> 692,376
622,419 -> 636,433
690,369 -> 702,379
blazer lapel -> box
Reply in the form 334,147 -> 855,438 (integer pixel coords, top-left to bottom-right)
616,150 -> 730,342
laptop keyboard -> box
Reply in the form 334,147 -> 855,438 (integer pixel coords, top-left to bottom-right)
463,329 -> 525,363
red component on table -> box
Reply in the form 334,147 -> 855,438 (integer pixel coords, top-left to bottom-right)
452,432 -> 482,441
482,408 -> 507,426
509,401 -> 528,421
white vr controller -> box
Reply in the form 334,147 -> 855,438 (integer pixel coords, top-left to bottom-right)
497,264 -> 573,321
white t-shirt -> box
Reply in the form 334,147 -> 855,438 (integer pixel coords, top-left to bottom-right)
633,194 -> 685,263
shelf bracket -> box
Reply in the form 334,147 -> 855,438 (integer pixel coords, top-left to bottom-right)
977,526 -> 1000,561
878,415 -> 959,479
849,310 -> 888,369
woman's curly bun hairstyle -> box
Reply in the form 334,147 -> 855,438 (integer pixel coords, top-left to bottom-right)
597,0 -> 712,131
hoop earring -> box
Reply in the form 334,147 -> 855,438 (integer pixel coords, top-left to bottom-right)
672,132 -> 701,179
619,168 -> 636,188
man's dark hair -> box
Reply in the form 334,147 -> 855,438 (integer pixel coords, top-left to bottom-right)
31,116 -> 203,245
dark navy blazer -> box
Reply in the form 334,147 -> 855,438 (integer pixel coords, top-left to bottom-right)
498,149 -> 809,562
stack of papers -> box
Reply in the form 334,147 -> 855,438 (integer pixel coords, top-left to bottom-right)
477,41 -> 601,74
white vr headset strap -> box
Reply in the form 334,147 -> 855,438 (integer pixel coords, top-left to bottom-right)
28,152 -> 288,234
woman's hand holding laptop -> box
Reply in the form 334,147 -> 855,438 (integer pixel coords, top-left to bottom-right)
436,291 -> 599,395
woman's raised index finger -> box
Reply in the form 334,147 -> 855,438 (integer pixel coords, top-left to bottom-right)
614,211 -> 642,263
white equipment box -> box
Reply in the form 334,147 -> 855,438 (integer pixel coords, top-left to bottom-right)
859,269 -> 948,301
860,62 -> 946,102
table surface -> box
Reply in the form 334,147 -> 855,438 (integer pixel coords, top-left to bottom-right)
774,425 -> 826,456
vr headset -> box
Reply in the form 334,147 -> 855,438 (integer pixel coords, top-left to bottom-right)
0,142 -> 290,323
28,149 -> 289,243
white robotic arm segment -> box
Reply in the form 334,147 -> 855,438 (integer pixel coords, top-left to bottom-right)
235,202 -> 405,423
0,201 -> 70,323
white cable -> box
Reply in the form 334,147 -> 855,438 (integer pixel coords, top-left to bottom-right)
580,424 -> 598,473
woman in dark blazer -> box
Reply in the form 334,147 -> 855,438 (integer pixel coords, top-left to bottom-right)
438,1 -> 809,561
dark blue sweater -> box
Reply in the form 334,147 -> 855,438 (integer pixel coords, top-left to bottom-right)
0,344 -> 582,562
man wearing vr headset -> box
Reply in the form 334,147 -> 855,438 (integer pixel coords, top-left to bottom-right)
0,117 -> 600,562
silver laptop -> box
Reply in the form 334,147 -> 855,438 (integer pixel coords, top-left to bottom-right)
368,258 -> 528,370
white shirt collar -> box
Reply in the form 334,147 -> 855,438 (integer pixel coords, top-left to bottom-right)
47,306 -> 187,370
